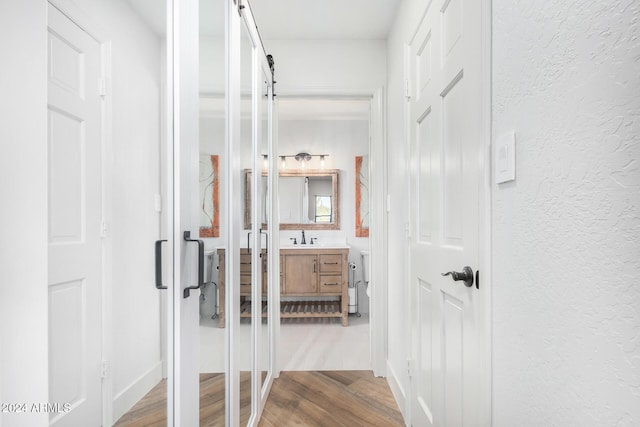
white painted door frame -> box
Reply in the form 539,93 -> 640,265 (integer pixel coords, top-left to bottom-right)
369,87 -> 388,377
270,90 -> 388,378
227,1 -> 277,424
226,0 -> 242,423
478,0 -> 493,423
172,0 -> 202,424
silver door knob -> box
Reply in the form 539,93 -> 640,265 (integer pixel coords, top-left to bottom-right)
441,266 -> 474,288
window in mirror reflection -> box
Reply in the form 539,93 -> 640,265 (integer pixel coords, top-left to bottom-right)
199,154 -> 219,237
315,196 -> 332,223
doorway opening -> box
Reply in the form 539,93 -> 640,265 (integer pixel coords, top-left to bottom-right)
276,97 -> 373,372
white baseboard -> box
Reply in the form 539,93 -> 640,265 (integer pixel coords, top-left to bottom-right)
386,360 -> 408,426
112,361 -> 163,423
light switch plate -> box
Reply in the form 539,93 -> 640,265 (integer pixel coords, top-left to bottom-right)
495,131 -> 516,184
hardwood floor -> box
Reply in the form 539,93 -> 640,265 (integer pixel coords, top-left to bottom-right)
114,373 -> 249,427
259,371 -> 405,427
114,371 -> 404,427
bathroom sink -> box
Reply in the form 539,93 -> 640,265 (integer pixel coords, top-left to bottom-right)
280,244 -> 350,250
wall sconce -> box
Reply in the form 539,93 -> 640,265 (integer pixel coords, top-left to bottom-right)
277,152 -> 329,169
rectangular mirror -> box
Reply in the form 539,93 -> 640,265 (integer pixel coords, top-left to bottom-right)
244,169 -> 340,230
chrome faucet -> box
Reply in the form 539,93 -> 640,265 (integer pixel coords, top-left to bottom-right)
301,230 -> 306,245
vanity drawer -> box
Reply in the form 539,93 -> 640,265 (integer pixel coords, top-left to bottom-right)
319,255 -> 342,273
240,254 -> 252,273
240,274 -> 252,295
319,275 -> 342,293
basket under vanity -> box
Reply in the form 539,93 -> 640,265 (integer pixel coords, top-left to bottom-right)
216,247 -> 350,327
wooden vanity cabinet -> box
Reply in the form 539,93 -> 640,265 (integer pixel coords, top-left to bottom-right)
283,254 -> 318,294
217,247 -> 349,327
281,248 -> 349,326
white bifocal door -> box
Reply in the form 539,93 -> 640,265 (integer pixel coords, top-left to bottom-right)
47,4 -> 103,426
173,0 -> 202,424
408,0 -> 483,425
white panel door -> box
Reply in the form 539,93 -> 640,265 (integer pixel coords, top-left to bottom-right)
408,0 -> 483,425
47,4 -> 103,426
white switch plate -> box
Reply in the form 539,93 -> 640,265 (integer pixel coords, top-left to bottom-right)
495,131 -> 516,184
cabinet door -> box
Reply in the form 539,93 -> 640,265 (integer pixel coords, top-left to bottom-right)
284,254 -> 318,294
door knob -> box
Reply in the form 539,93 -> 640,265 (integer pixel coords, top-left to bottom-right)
441,266 -> 474,288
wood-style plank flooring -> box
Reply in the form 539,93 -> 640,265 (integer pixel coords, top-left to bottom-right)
114,373 -> 249,427
114,371 -> 403,427
259,371 -> 404,427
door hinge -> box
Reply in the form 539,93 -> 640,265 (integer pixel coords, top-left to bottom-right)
101,360 -> 110,379
99,78 -> 108,97
405,221 -> 411,240
407,359 -> 412,378
404,79 -> 411,100
100,221 -> 109,238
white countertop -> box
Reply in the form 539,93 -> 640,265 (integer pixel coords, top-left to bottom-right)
280,244 -> 350,250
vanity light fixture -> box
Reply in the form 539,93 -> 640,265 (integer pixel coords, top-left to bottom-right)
294,152 -> 312,168
275,152 -> 329,169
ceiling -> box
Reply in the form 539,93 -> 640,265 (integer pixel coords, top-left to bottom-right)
126,0 -> 400,40
247,0 -> 399,40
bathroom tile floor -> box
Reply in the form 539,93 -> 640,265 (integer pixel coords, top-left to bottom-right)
199,313 -> 370,373
279,314 -> 371,371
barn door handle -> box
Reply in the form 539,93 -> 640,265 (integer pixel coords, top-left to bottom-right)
155,240 -> 168,290
260,228 -> 268,255
441,266 -> 474,288
183,231 -> 204,298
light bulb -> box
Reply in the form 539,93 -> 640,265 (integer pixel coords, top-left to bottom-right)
263,155 -> 268,169
320,155 -> 325,169
301,159 -> 306,169
280,156 -> 286,169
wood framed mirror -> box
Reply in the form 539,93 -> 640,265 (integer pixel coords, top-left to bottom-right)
244,169 -> 340,230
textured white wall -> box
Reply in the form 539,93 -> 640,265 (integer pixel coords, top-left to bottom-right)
492,1 -> 640,425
